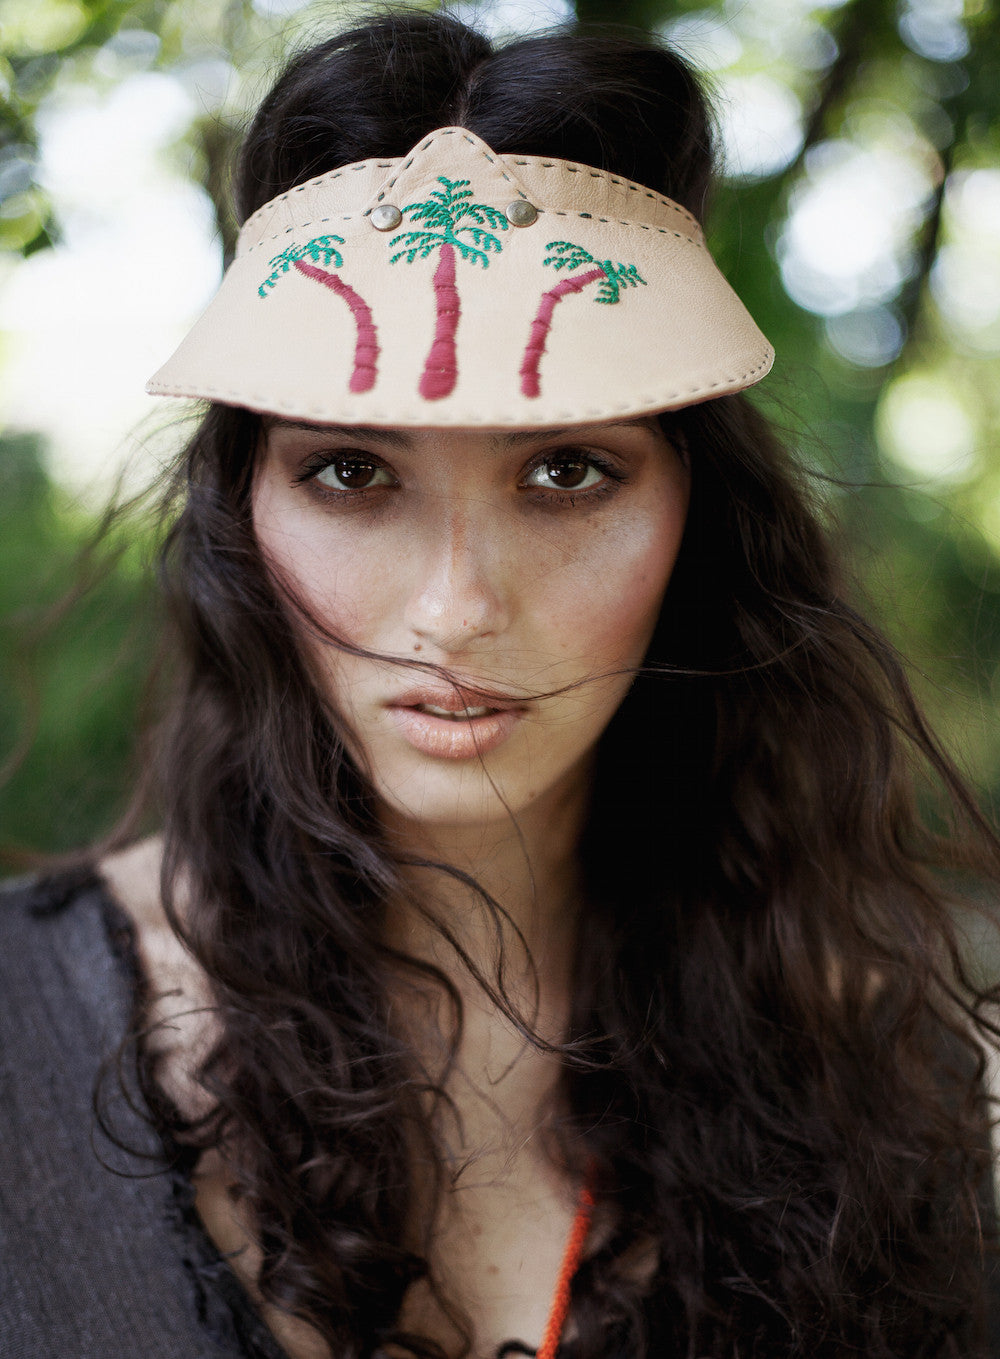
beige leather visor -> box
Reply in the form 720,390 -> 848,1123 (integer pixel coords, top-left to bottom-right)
147,127 -> 773,427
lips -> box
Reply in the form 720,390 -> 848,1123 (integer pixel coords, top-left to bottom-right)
386,685 -> 525,760
413,702 -> 496,721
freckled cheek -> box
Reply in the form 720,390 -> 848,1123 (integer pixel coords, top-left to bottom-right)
296,555 -> 399,642
540,506 -> 686,667
255,512 -> 399,643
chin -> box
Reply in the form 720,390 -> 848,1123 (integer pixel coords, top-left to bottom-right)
368,737 -> 592,840
374,767 -> 542,833
353,711 -> 603,844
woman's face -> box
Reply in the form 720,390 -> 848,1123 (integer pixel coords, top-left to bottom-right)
253,417 -> 689,832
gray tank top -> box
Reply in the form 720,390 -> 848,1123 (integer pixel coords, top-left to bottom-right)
0,872 -> 284,1359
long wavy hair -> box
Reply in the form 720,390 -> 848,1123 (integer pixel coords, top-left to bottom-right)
123,11 -> 1000,1358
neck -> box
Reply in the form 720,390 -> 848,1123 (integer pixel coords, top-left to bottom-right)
379,766 -> 589,1003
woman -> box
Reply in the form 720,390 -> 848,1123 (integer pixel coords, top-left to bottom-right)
2,10 -> 998,1359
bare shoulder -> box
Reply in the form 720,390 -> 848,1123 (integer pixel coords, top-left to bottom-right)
100,836 -> 216,1115
101,836 -> 191,985
100,835 -> 166,934
100,836 -> 198,985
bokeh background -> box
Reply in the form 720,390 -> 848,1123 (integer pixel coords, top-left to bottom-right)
2,0 -> 999,861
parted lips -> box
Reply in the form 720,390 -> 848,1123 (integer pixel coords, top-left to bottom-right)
146,126 -> 774,428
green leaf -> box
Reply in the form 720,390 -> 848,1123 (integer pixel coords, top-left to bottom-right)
301,234 -> 345,267
611,260 -> 646,289
400,179 -> 509,252
388,231 -> 443,263
455,202 -> 509,231
543,240 -> 595,272
402,202 -> 452,228
257,236 -> 345,295
458,226 -> 503,253
258,246 -> 302,296
451,241 -> 489,267
437,176 -> 471,199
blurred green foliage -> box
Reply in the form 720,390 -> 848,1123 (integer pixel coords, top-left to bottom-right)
2,0 -> 1000,858
0,432 -> 154,860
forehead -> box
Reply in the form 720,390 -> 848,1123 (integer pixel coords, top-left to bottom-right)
260,417 -> 663,446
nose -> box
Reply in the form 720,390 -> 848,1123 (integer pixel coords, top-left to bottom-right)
403,502 -> 511,653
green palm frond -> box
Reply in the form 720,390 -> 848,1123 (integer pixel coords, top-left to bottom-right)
258,234 -> 345,296
456,226 -> 504,255
392,178 -> 508,265
593,259 -> 648,304
541,241 -> 646,303
300,235 -> 346,265
594,276 -> 621,305
432,177 -> 472,207
543,240 -> 596,272
451,241 -> 490,268
402,202 -> 454,230
388,231 -> 444,264
454,201 -> 509,232
402,178 -> 471,224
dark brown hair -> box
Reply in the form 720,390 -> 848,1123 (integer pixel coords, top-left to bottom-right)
129,11 -> 999,1358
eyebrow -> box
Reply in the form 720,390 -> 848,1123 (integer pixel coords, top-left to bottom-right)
263,419 -> 411,447
263,418 -> 657,445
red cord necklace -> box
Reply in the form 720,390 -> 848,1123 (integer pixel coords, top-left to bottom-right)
534,1167 -> 596,1359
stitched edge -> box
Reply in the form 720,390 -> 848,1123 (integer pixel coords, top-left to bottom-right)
146,348 -> 775,420
241,213 -> 706,255
507,157 -> 700,229
240,160 -> 396,239
374,129 -> 525,201
237,131 -> 703,254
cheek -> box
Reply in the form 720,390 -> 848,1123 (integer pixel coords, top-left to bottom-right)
537,494 -> 687,668
252,486 -> 395,643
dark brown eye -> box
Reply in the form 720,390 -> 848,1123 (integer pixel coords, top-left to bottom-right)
315,456 -> 393,491
547,459 -> 588,488
525,457 -> 603,492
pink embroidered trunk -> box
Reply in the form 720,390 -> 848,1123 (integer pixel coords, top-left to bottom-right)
293,260 -> 379,393
420,244 -> 460,401
520,267 -> 607,398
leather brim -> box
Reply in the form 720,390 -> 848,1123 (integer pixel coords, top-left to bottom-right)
147,127 -> 773,428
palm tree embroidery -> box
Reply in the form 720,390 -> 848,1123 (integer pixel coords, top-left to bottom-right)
389,177 -> 508,399
520,241 -> 647,398
258,235 -> 379,394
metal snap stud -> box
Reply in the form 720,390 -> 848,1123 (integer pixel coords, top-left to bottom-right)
505,199 -> 538,227
370,203 -> 403,231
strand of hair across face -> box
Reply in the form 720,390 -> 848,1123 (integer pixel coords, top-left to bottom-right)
535,1165 -> 596,1359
